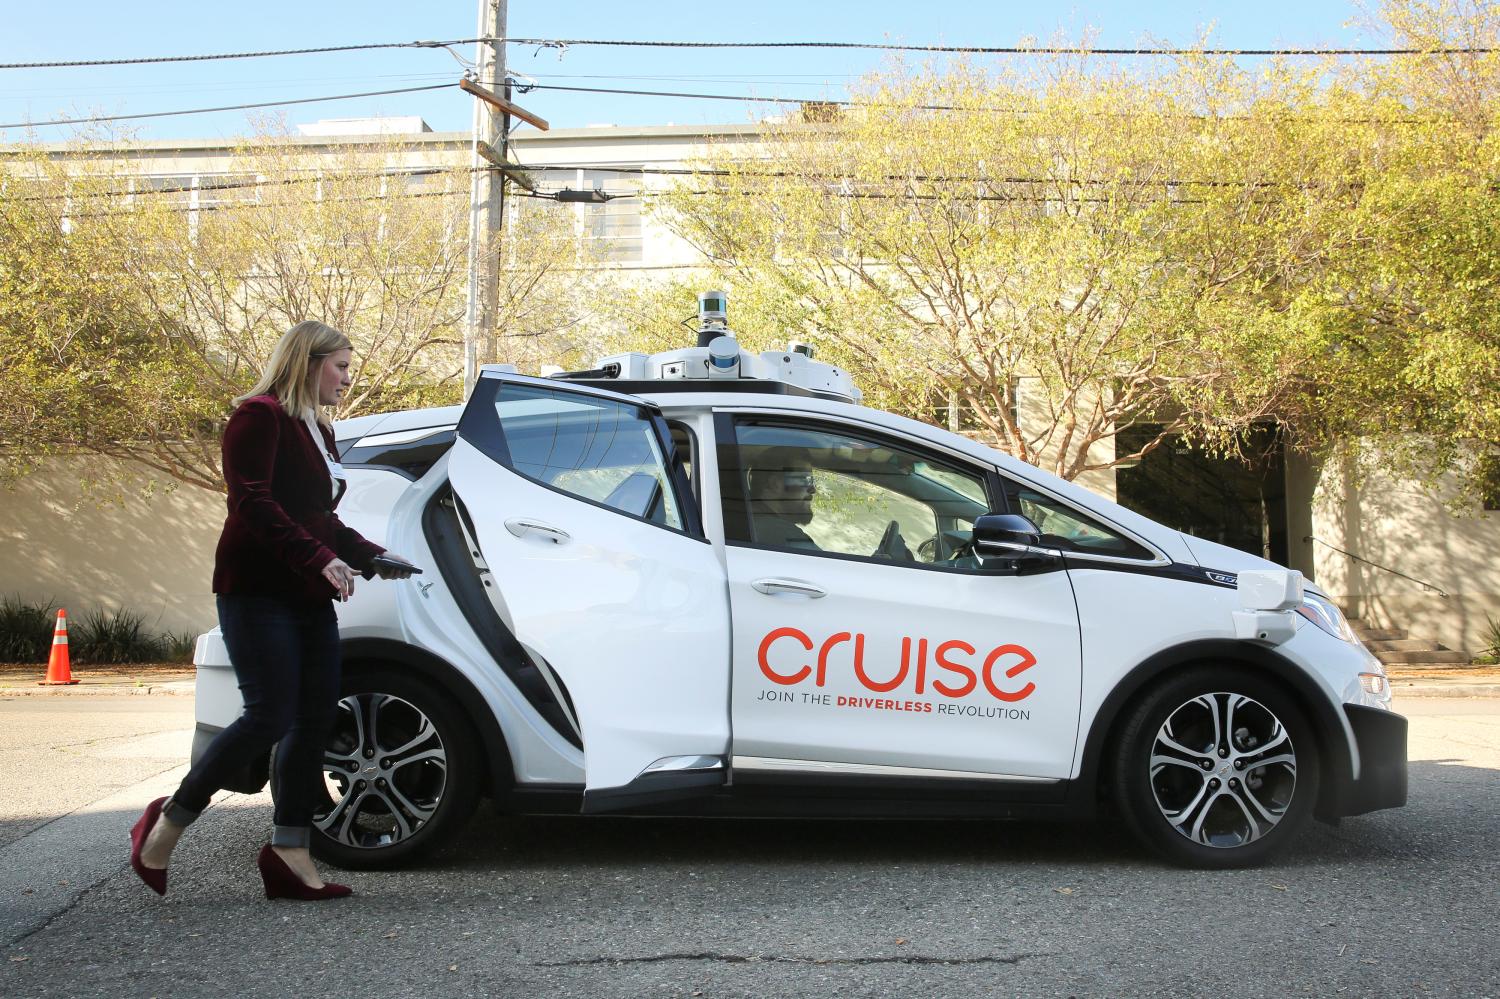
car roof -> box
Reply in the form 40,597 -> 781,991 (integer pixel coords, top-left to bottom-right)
335,385 -> 1193,564
333,404 -> 463,443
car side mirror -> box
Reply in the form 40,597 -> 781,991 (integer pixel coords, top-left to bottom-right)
972,513 -> 1062,562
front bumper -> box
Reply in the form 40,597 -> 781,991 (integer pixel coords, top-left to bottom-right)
1328,704 -> 1408,817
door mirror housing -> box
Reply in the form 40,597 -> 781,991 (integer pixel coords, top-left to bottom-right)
973,513 -> 1062,562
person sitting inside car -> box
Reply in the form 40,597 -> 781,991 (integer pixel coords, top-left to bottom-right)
748,447 -> 915,561
747,447 -> 822,552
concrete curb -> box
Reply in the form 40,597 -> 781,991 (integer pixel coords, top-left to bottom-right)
0,680 -> 195,697
4,677 -> 1497,700
1391,682 -> 1500,699
2,666 -> 1500,696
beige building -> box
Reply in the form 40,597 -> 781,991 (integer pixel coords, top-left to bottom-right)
2,119 -> 1495,657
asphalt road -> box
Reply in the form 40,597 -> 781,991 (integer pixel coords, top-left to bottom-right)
0,697 -> 192,850
0,694 -> 1496,998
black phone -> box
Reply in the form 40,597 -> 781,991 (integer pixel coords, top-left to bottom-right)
371,554 -> 423,575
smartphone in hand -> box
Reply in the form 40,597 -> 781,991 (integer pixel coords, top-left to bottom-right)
371,554 -> 423,576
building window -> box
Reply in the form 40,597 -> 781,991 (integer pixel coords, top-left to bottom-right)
134,174 -> 194,208
534,168 -> 644,264
580,170 -> 642,263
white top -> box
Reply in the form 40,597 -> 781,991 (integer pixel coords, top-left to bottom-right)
302,412 -> 347,501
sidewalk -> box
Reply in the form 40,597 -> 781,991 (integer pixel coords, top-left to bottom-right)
4,662 -> 1499,698
0,663 -> 194,696
1388,666 -> 1500,699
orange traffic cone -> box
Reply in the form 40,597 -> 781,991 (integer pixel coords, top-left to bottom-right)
40,609 -> 79,685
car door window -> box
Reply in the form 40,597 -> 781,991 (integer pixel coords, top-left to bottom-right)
463,380 -> 684,530
1002,478 -> 1153,559
724,420 -> 991,568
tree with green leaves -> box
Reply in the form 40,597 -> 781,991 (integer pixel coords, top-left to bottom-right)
630,4 -> 1496,497
0,131 -> 599,491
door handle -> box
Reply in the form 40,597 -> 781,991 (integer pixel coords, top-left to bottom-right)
751,577 -> 827,598
504,518 -> 571,544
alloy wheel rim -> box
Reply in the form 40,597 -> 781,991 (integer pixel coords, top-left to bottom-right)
1148,692 -> 1298,849
316,692 -> 448,850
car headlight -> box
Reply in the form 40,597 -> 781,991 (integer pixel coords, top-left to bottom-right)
1296,592 -> 1357,643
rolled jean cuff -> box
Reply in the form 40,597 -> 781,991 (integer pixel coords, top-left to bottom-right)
270,825 -> 311,849
162,797 -> 202,827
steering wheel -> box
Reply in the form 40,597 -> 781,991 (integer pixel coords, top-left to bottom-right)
918,531 -> 977,564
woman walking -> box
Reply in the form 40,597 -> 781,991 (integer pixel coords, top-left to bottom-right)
128,320 -> 414,901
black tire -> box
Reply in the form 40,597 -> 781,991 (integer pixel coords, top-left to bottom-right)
271,667 -> 481,870
1111,665 -> 1321,869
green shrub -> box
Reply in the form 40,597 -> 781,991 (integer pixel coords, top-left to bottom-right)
1483,614 -> 1500,659
0,596 -> 55,662
71,607 -> 165,664
1476,615 -> 1500,660
161,631 -> 198,664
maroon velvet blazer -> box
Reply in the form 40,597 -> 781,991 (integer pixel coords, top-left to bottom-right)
212,393 -> 385,601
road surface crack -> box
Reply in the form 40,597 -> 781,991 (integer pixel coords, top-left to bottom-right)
538,952 -> 1053,967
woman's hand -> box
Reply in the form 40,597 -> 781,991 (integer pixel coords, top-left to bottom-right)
373,553 -> 418,580
321,558 -> 358,601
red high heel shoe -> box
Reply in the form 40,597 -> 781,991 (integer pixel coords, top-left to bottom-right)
256,845 -> 352,901
128,796 -> 169,896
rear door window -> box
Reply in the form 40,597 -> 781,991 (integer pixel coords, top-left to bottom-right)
460,380 -> 686,531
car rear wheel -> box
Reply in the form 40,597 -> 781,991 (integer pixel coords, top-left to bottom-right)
1112,665 -> 1321,869
272,668 -> 480,869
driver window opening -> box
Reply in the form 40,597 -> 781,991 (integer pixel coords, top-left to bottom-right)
729,421 -> 990,568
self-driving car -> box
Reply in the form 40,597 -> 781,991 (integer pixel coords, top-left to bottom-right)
192,291 -> 1406,870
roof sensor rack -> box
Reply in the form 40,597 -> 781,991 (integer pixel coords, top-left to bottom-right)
548,289 -> 861,403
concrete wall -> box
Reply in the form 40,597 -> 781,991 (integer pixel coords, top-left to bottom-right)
0,458 -> 222,638
1016,377 -> 1117,501
1310,448 -> 1500,656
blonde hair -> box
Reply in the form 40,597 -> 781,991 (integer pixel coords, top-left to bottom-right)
234,320 -> 352,424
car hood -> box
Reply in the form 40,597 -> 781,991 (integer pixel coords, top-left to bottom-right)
1175,534 -> 1278,574
1176,534 -> 1328,598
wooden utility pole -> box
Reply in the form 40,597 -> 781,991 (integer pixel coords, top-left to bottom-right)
463,0 -> 506,396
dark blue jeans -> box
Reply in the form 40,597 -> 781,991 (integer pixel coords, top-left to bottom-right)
166,594 -> 341,848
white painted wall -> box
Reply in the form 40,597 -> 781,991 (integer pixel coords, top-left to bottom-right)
1310,447 -> 1499,656
0,458 -> 222,639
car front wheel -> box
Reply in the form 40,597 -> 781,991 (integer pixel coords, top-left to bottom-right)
272,668 -> 480,869
1112,666 -> 1321,869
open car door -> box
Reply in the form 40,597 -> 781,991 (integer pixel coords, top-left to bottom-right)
448,370 -> 729,812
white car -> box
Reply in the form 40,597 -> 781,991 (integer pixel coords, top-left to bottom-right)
193,295 -> 1406,869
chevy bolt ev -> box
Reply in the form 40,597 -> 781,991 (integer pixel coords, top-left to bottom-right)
192,292 -> 1407,870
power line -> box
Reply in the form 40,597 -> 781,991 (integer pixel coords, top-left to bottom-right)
504,37 -> 1495,57
0,39 -> 489,71
520,81 -> 875,107
0,70 -> 466,101
56,185 -> 470,220
524,162 -> 1301,189
0,83 -> 453,130
3,74 -> 1478,134
502,81 -> 1477,125
4,155 -> 1466,208
1,36 -> 1490,73
5,165 -> 496,204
